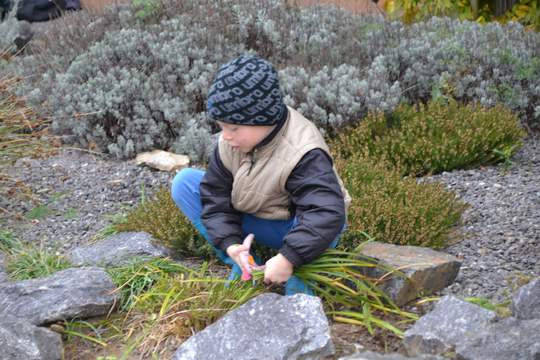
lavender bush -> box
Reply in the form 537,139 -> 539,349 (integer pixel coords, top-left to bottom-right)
3,0 -> 539,160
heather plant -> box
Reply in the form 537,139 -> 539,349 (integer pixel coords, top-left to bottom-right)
333,100 -> 526,176
335,156 -> 467,249
115,187 -> 211,258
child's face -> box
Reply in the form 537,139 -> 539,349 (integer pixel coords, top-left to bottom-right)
218,121 -> 276,153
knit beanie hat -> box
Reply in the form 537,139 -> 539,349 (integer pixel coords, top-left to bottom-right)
207,54 -> 287,126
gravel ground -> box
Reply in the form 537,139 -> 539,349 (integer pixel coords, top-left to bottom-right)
428,135 -> 540,303
2,137 -> 539,303
2,150 -> 175,252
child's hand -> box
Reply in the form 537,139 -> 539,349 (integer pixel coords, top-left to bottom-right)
264,253 -> 293,284
226,234 -> 262,280
226,239 -> 251,269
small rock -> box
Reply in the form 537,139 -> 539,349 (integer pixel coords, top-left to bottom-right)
511,277 -> 540,320
135,150 -> 189,172
359,242 -> 461,306
403,295 -> 496,356
68,231 -> 172,267
0,267 -> 118,326
0,313 -> 63,360
173,293 -> 334,360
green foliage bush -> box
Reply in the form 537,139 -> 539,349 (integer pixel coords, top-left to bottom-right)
333,100 -> 526,176
335,157 -> 467,249
115,187 -> 211,258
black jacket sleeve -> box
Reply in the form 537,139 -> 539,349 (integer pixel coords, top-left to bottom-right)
279,149 -> 346,267
200,146 -> 243,252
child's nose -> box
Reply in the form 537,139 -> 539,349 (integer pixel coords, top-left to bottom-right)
222,130 -> 233,141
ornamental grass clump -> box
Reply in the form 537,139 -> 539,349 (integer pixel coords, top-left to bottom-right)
107,258 -> 266,357
0,76 -> 54,166
334,100 -> 526,176
0,230 -> 71,280
104,252 -> 415,356
334,156 -> 467,249
294,246 -> 418,337
115,187 -> 211,258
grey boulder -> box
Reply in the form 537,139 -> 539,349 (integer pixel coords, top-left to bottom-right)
0,313 -> 63,360
403,295 -> 496,356
359,242 -> 461,306
511,277 -> 540,320
0,267 -> 118,325
456,317 -> 540,360
68,231 -> 172,267
173,293 -> 334,360
340,351 -> 443,359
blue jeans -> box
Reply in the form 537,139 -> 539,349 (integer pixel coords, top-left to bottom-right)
171,168 -> 342,295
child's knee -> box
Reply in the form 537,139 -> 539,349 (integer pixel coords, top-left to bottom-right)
171,168 -> 198,204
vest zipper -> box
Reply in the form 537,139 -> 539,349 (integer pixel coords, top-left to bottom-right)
247,150 -> 257,176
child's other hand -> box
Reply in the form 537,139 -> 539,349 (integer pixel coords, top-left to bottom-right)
264,253 -> 293,284
226,234 -> 254,273
226,243 -> 249,269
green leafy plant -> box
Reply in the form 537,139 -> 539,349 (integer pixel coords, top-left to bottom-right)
493,143 -> 520,170
0,230 -> 71,280
132,0 -> 160,19
464,296 -> 511,317
386,0 -> 540,30
24,204 -> 53,220
116,187 -> 211,258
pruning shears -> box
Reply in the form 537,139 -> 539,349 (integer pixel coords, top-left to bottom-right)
238,234 -> 265,284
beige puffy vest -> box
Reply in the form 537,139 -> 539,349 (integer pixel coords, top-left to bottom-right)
218,106 -> 351,220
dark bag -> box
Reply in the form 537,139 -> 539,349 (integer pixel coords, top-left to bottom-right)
16,0 -> 68,22
0,0 -> 11,20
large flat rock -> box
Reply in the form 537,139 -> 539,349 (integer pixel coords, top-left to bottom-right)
403,295 -> 496,356
0,267 -> 118,325
173,293 -> 334,360
359,242 -> 461,306
0,313 -> 63,360
68,231 -> 172,267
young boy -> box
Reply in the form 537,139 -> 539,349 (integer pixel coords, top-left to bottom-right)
171,54 -> 350,295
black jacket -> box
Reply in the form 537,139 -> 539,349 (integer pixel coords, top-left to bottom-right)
200,129 -> 346,267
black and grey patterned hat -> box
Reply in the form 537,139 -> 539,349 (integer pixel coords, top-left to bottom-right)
207,54 -> 287,126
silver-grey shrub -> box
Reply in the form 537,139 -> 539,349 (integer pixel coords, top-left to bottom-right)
5,0 -> 540,161
44,18 -> 239,159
